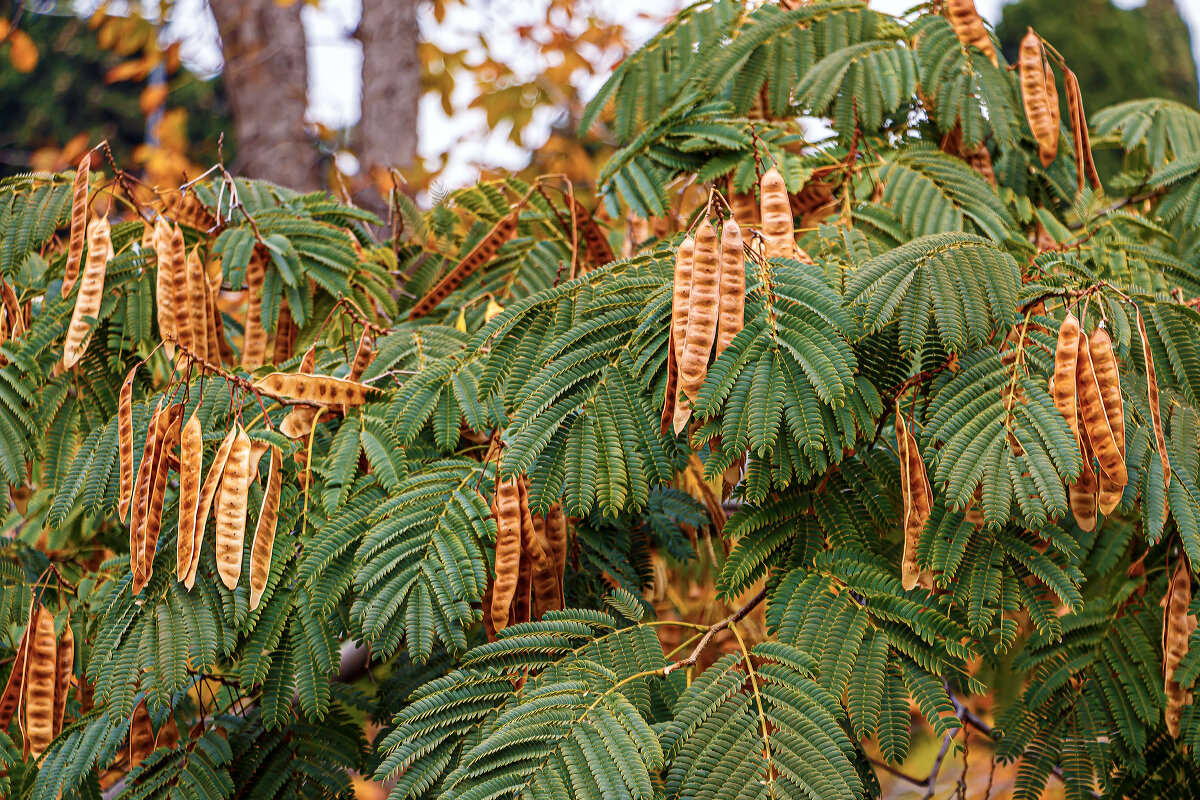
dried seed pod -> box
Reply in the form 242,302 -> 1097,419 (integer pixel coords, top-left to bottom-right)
186,427 -> 239,589
246,439 -> 271,485
671,236 -> 695,366
129,701 -> 156,766
1097,467 -> 1122,516
176,413 -> 203,582
249,445 -> 282,610
153,217 -> 177,358
1,279 -> 24,338
185,245 -> 210,361
409,211 -> 520,320
134,404 -> 183,595
726,177 -> 758,228
215,426 -> 252,590
22,605 -> 56,759
947,0 -> 997,67
201,274 -> 223,366
490,476 -> 523,634
205,251 -> 223,294
1165,560 -> 1196,738
660,328 -> 679,437
1069,404 -> 1099,533
672,392 -> 693,437
1137,309 -> 1170,489
1089,326 -> 1126,466
760,167 -> 794,260
279,406 -> 322,440
161,191 -> 217,232
1053,312 -> 1081,442
272,301 -> 296,364
53,618 -> 73,737
518,478 -> 556,620
62,155 -> 90,295
545,502 -> 568,609
348,331 -> 376,380
242,247 -> 268,368
1077,330 -> 1127,486
1019,29 -> 1058,167
117,364 -> 137,523
254,373 -> 378,408
1064,68 -> 1101,191
714,218 -> 745,360
897,409 -> 932,591
572,197 -> 616,268
168,224 -> 194,356
62,215 -> 111,369
130,398 -> 167,585
0,610 -> 31,730
679,220 -> 720,402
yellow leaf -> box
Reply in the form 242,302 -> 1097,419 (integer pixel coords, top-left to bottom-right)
454,308 -> 467,333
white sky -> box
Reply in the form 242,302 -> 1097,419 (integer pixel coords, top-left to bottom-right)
156,0 -> 1200,188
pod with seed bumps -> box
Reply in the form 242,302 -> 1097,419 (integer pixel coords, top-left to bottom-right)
490,476 -> 523,634
760,167 -> 794,260
62,216 -> 111,369
679,220 -> 720,402
714,217 -> 744,360
215,425 -> 252,589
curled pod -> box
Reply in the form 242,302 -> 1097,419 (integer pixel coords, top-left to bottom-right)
246,439 -> 271,485
186,427 -> 239,589
1137,309 -> 1170,489
215,426 -> 252,590
660,328 -> 679,437
490,476 -> 523,635
62,215 -> 111,369
1,279 -> 23,339
409,211 -> 519,320
947,0 -> 997,67
714,218 -> 745,360
897,409 -> 932,591
242,247 -> 268,369
679,221 -> 720,402
279,405 -> 322,440
1165,560 -> 1196,738
760,167 -> 794,261
671,236 -> 695,366
1019,29 -> 1058,167
348,331 -> 376,380
22,605 -> 56,759
249,445 -> 282,610
153,217 -> 177,358
117,364 -> 137,523
1076,330 -> 1127,486
62,155 -> 90,295
53,618 -> 73,737
168,224 -> 194,356
0,608 -> 31,730
1069,423 -> 1099,532
254,373 -> 378,408
128,701 -> 156,767
1064,68 -> 1101,192
130,398 -> 167,585
545,503 -> 568,609
176,413 -> 204,582
1052,312 -> 1081,442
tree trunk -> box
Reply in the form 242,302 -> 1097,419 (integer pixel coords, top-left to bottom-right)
354,0 -> 420,211
208,0 -> 321,192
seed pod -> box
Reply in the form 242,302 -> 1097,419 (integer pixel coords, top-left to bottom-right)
1053,312 -> 1080,442
154,217 -> 177,359
714,218 -> 745,360
62,155 -> 90,295
249,445 -> 282,610
545,503 -> 568,609
185,245 -> 210,361
0,610 -> 31,730
53,618 -> 73,737
760,167 -> 794,261
490,476 -> 523,634
672,393 -> 693,437
726,177 -> 758,228
201,273 -> 224,366
1077,330 -> 1127,486
1089,326 -> 1126,463
1,279 -> 24,339
22,605 -> 56,759
348,331 -> 376,380
272,301 -> 296,364
176,413 -> 203,582
254,373 -> 378,408
246,439 -> 271,485
168,224 -> 194,357
518,478 -> 556,620
279,406 -> 322,440
242,247 -> 268,368
300,343 -> 316,374
947,0 -> 998,67
1097,467 -> 1122,516
1137,309 -> 1170,489
186,427 -> 239,589
671,236 -> 695,366
679,221 -> 720,402
134,403 -> 183,595
130,398 -> 167,585
1064,68 -> 1101,192
409,211 -> 519,320
1069,412 -> 1099,532
215,426 -> 252,590
162,191 -> 217,233
117,364 -> 137,523
206,251 -> 223,295
128,700 -> 156,766
660,328 -> 679,437
572,198 -> 616,268
62,215 -> 111,369
1165,560 -> 1196,738
1019,29 -> 1058,167
897,409 -> 932,591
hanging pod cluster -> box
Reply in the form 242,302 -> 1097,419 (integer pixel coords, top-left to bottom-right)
0,603 -> 73,760
152,216 -> 230,366
488,474 -> 568,636
1018,28 -> 1060,168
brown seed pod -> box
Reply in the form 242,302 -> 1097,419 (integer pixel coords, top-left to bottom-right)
348,331 -> 376,380
1097,467 -> 1122,516
947,0 -> 997,67
128,700 -> 156,766
0,608 -> 31,730
130,398 -> 167,585
545,502 -> 568,609
897,409 -> 932,591
1089,327 -> 1126,464
205,251 -> 223,295
1064,68 -> 1101,191
254,373 -> 378,408
1069,440 -> 1099,532
279,406 -> 322,440
246,439 -> 271,485
679,220 -> 720,403
518,478 -> 556,620
117,364 -> 137,523
1053,312 -> 1081,442
22,605 -> 56,759
167,224 -> 195,357
760,167 -> 794,261
1165,559 -> 1196,738
186,427 -> 239,590
1,279 -> 24,339
242,247 -> 268,369
671,236 -> 695,367
725,176 -> 758,228
1137,309 -> 1171,489
1077,330 -> 1127,486
185,245 -> 210,361
714,218 -> 745,360
62,155 -> 91,295
176,413 -> 204,583
572,198 -> 616,268
1019,29 -> 1059,167
272,301 -> 297,364
153,217 -> 177,359
249,445 -> 282,610
490,476 -> 523,635
134,404 -> 183,595
660,328 -> 679,437
161,190 -> 217,233
53,618 -> 73,737
215,425 -> 252,590
62,215 -> 111,369
409,211 -> 520,320
200,273 -> 223,365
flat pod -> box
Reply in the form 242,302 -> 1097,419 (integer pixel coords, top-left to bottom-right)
254,373 -> 378,408
1068,418 -> 1099,532
53,618 -> 73,736
242,247 -> 268,368
62,215 -> 111,369
1164,560 -> 1196,737
186,427 -> 240,589
0,608 -> 31,730
1052,312 -> 1080,443
176,413 -> 204,582
279,405 -> 322,440
897,409 -> 930,591
679,220 -> 720,402
185,245 -> 210,361
760,167 -> 794,260
168,224 -> 194,355
572,198 -> 616,267
1136,309 -> 1171,488
545,503 -> 568,609
660,328 -> 679,437
272,301 -> 297,364
1019,29 -> 1059,167
948,0 -> 998,67
128,701 -> 156,766
409,211 -> 519,320
22,605 -> 56,759
249,445 -> 282,610
1076,330 -> 1126,486
348,331 -> 376,380
1064,68 -> 1101,191
153,217 -> 177,358
1088,327 -> 1126,463
671,236 -> 695,366
1097,467 -> 1122,516
129,397 -> 167,585
134,403 -> 183,595
490,476 -> 523,634
714,218 -> 745,360
117,364 -> 137,523
62,155 -> 90,295
215,426 -> 252,590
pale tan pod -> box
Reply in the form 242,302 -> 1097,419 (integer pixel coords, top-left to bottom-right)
154,217 -> 177,358
62,155 -> 90,295
279,406 -> 322,440
117,364 -> 137,523
186,427 -> 239,589
1019,29 -> 1059,167
1088,327 -> 1126,459
1052,312 -> 1081,443
271,301 -> 297,364
679,221 -> 720,403
130,398 -> 167,585
246,439 -> 270,485
714,218 -> 745,360
1165,560 -> 1196,737
168,224 -> 194,356
242,248 -> 268,369
176,413 -> 204,582
1097,467 -> 1122,516
490,476 -> 523,634
214,426 -> 252,589
253,373 -> 377,408
249,446 -> 282,610
185,245 -> 210,361
53,618 -> 73,737
62,215 -> 111,369
1069,411 -> 1099,533
1077,330 -> 1126,486
134,403 -> 183,595
671,236 -> 695,366
760,167 -> 794,260
22,605 -> 56,759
